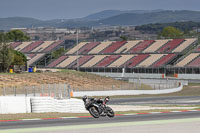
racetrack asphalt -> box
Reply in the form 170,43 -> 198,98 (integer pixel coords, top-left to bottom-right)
1,111 -> 200,131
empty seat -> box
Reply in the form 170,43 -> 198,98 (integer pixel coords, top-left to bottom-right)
100,41 -> 127,54
137,54 -> 164,67
175,53 -> 200,67
128,40 -> 155,53
81,55 -> 107,67
108,55 -> 135,67
67,42 -> 89,54
143,40 -> 169,53
114,40 -> 141,53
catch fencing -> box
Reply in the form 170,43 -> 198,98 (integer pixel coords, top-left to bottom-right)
1,83 -> 72,98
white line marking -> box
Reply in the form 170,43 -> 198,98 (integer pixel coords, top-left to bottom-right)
170,111 -> 181,113
21,119 -> 42,121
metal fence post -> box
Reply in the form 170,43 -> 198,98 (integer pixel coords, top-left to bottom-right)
67,84 -> 71,99
41,84 -> 44,97
64,83 -> 66,98
54,84 -> 56,99
3,85 -> 6,96
25,86 -> 27,97
14,86 -> 16,96
33,86 -> 36,96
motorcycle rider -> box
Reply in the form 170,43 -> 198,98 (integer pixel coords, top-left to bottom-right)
82,95 -> 110,116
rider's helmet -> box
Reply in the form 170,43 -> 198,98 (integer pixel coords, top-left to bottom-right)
82,95 -> 88,102
105,96 -> 110,102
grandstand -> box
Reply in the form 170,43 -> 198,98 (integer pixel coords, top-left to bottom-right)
46,38 -> 198,74
10,40 -> 64,66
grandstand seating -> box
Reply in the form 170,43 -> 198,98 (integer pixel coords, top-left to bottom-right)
42,40 -> 64,52
187,56 -> 200,67
108,55 -> 135,68
21,41 -> 44,53
14,42 -> 32,51
78,42 -> 100,54
68,55 -> 94,68
56,56 -> 78,68
81,55 -> 107,68
47,56 -> 68,68
32,41 -> 54,52
67,42 -> 89,54
100,41 -> 127,54
95,55 -> 121,67
172,38 -> 197,52
88,42 -> 113,54
157,39 -> 185,53
114,41 -> 141,53
175,53 -> 200,67
126,54 -> 150,68
143,40 -> 169,53
137,54 -> 164,67
27,54 -> 36,58
152,54 -> 176,67
128,40 -> 155,53
27,54 -> 45,66
10,42 -> 22,49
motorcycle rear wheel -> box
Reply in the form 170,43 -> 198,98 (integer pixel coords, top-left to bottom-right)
89,106 -> 100,118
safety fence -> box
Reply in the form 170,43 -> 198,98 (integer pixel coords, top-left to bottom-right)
1,83 -> 72,98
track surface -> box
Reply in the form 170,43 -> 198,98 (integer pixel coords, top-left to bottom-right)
1,111 -> 200,130
109,96 -> 200,105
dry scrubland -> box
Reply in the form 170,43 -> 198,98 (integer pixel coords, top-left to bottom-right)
0,70 -> 152,95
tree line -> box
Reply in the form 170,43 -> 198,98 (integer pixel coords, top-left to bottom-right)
135,21 -> 200,34
0,30 -> 30,72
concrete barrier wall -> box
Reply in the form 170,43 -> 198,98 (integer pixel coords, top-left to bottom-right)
92,72 -> 163,79
177,74 -> 200,80
73,84 -> 183,97
31,97 -> 87,113
0,96 -> 31,114
0,96 -> 86,114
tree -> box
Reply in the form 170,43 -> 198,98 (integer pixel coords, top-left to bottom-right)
0,32 -> 27,72
120,36 -> 128,41
11,50 -> 27,66
6,30 -> 30,42
160,26 -> 183,39
0,41 -> 14,72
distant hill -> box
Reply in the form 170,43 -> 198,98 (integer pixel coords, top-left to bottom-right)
0,17 -> 43,30
84,9 -> 164,20
99,10 -> 200,26
1,10 -> 200,30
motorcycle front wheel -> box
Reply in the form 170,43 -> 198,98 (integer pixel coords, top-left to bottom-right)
89,106 -> 100,118
106,106 -> 115,117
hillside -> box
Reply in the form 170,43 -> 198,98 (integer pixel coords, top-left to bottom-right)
84,9 -> 163,20
99,10 -> 200,26
1,10 -> 200,30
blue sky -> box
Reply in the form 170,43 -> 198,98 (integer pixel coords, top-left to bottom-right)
0,0 -> 200,20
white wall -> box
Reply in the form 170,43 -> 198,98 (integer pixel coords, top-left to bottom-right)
92,72 -> 164,79
31,97 -> 87,113
0,96 -> 31,114
73,84 -> 183,97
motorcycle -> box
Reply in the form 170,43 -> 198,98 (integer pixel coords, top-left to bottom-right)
82,96 -> 115,118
